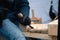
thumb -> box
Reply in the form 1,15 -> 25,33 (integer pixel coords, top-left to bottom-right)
18,13 -> 23,18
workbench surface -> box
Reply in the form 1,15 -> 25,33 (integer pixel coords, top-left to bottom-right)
23,32 -> 51,40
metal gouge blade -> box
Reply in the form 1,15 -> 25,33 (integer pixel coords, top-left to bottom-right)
29,25 -> 34,29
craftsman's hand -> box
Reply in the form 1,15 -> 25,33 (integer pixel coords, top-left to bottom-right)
18,13 -> 31,26
26,25 -> 38,32
26,25 -> 32,31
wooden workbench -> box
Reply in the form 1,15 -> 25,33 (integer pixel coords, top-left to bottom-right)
23,20 -> 58,40
23,32 -> 50,40
23,32 -> 57,40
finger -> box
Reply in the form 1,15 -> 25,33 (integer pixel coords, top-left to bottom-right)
26,25 -> 31,31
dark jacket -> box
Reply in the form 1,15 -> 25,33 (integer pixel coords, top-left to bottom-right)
0,0 -> 30,25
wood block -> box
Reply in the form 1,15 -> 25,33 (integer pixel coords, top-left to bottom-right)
48,36 -> 57,40
31,24 -> 48,30
28,24 -> 48,33
48,20 -> 58,36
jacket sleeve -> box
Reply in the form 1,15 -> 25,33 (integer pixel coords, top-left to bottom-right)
6,0 -> 30,25
17,0 -> 30,16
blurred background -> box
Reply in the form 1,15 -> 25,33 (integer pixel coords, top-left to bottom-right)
28,0 -> 58,23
